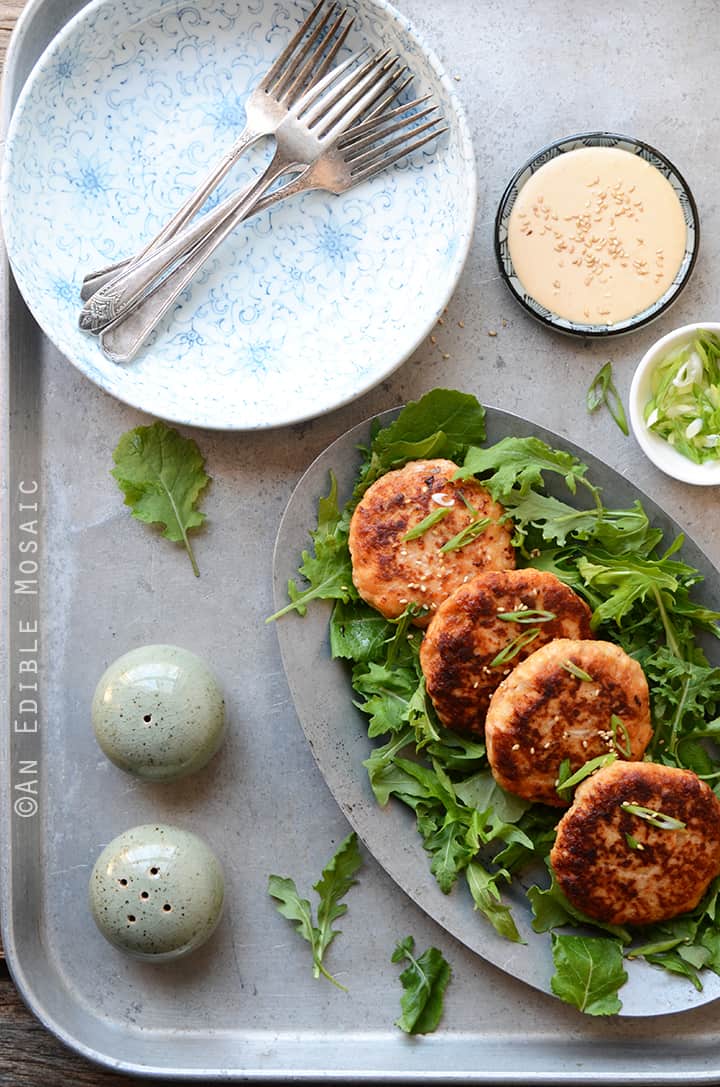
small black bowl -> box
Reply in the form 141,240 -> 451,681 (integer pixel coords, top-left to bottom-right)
494,131 -> 700,337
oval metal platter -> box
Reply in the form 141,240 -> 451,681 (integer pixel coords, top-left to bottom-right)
272,405 -> 720,1017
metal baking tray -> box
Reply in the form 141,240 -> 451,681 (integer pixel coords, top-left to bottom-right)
4,0 -> 720,1080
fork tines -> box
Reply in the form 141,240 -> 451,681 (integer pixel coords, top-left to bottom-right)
340,95 -> 447,181
264,1 -> 355,106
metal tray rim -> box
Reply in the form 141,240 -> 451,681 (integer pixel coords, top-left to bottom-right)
4,0 -> 720,1081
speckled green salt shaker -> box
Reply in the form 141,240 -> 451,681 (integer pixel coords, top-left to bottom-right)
89,824 -> 225,960
91,645 -> 225,782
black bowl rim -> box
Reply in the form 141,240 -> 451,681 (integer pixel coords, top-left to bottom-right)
493,130 -> 701,338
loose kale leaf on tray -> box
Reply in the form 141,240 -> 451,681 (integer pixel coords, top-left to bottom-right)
111,419 -> 210,577
271,387 -> 720,1015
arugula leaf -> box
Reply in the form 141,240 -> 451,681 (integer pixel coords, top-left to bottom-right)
268,473 -> 354,620
458,436 -> 598,499
352,660 -> 419,737
528,867 -> 631,943
587,361 -> 629,436
392,935 -> 452,1034
453,770 -> 530,823
466,862 -> 522,942
330,600 -> 393,662
550,933 -> 628,1015
268,832 -> 361,990
313,833 -> 363,970
644,647 -> 720,758
111,420 -> 210,577
363,727 -> 415,804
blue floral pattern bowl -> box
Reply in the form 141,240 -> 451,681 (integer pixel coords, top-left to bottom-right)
1,0 -> 476,429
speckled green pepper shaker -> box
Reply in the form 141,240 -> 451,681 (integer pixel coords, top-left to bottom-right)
89,823 -> 225,960
91,644 -> 225,782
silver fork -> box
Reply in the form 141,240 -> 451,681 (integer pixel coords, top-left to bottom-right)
99,99 -> 446,363
79,46 -> 403,333
79,0 -> 354,303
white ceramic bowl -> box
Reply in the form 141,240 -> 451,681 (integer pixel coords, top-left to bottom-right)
1,0 -> 476,430
629,321 -> 720,485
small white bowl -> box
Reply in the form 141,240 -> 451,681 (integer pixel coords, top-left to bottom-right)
629,321 -> 720,485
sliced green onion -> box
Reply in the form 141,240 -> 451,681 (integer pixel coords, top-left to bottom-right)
587,361 -> 629,436
402,507 -> 450,541
561,660 -> 594,682
556,753 -> 617,797
489,627 -> 542,667
610,714 -> 632,758
625,833 -> 644,851
555,757 -> 572,790
497,608 -> 556,624
440,516 -> 492,553
643,331 -> 720,464
620,802 -> 686,830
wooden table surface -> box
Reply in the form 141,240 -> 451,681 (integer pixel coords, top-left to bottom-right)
0,4 -> 161,1084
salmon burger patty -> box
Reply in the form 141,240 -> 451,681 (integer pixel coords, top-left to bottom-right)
419,569 -> 593,738
485,639 -> 652,806
551,761 -> 720,926
348,459 -> 515,627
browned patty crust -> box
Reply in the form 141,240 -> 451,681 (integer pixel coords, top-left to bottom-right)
419,569 -> 593,738
348,459 -> 515,627
485,639 -> 652,806
551,761 -> 720,926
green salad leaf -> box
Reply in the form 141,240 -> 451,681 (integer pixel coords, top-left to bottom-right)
268,832 -> 362,990
550,933 -> 628,1015
458,435 -> 598,499
268,472 -> 355,620
357,388 -> 486,499
392,935 -> 452,1034
111,419 -> 210,577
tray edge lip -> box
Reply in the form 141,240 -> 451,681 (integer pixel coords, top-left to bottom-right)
1,1 -> 719,1079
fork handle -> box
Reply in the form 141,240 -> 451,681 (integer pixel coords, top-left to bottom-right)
78,125 -> 263,328
99,150 -> 305,363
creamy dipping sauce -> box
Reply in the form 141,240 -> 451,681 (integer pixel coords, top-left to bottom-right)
507,146 -> 687,325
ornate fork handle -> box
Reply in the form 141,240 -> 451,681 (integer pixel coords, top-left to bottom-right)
78,132 -> 282,334
78,128 -> 264,302
99,162 -> 330,363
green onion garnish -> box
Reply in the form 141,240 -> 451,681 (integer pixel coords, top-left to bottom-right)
497,608 -> 556,624
402,507 -> 450,541
625,833 -> 644,851
587,361 -> 629,436
561,660 -> 594,682
439,517 -> 492,553
643,332 -> 720,464
555,753 -> 617,797
610,714 -> 632,758
490,627 -> 541,667
620,802 -> 686,830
